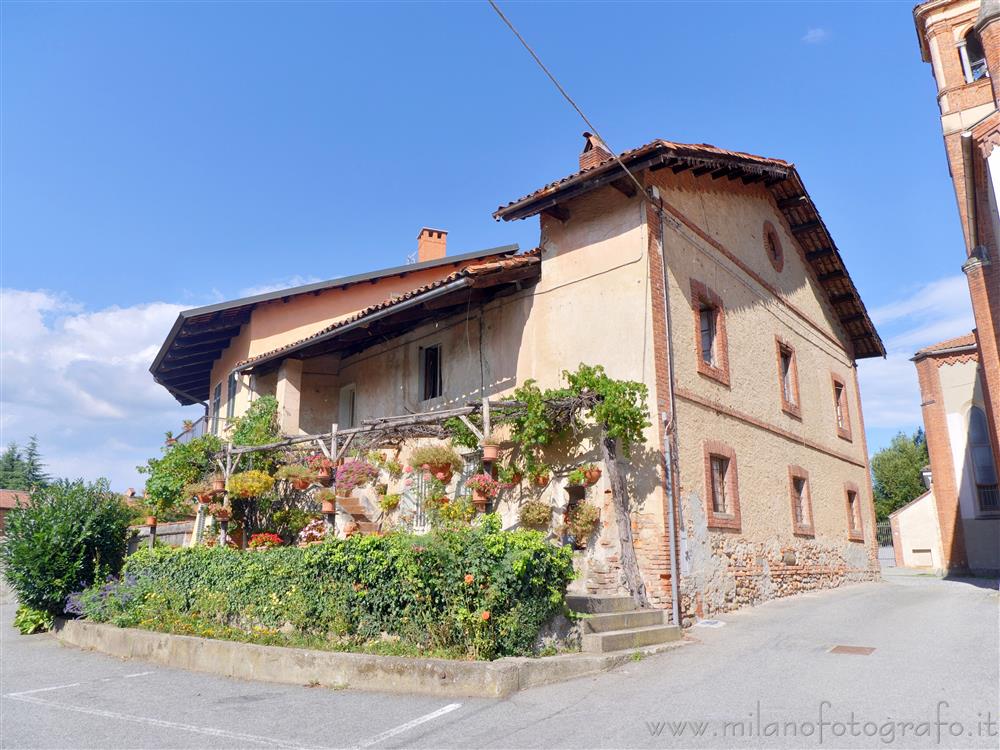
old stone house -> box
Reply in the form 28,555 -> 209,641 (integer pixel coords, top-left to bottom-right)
899,0 -> 1000,574
152,136 -> 884,622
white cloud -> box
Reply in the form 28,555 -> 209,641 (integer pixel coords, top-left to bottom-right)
0,289 -> 199,490
802,28 -> 829,44
858,274 -> 975,432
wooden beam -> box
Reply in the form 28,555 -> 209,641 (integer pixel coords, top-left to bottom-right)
839,313 -> 865,324
158,360 -> 214,376
163,341 -> 227,360
543,205 -> 570,223
179,316 -> 248,336
710,167 -> 730,180
790,220 -> 822,234
829,293 -> 855,304
818,270 -> 846,283
777,195 -> 808,209
805,247 -> 835,262
691,165 -> 713,177
671,162 -> 690,174
609,177 -> 637,197
741,174 -> 764,184
172,330 -> 241,348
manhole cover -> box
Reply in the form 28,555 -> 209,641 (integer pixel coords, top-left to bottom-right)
829,645 -> 875,655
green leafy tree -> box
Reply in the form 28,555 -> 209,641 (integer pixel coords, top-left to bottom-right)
0,479 -> 133,616
872,429 -> 930,519
137,435 -> 223,518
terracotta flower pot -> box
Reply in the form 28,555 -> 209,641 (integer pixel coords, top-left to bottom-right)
481,443 -> 499,462
292,478 -> 311,491
316,467 -> 333,486
197,494 -> 213,505
534,475 -> 550,487
584,468 -> 602,485
321,499 -> 337,514
428,464 -> 453,484
472,489 -> 489,511
145,516 -> 157,527
212,478 -> 225,492
214,509 -> 231,522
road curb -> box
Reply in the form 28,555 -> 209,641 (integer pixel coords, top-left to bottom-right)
52,619 -> 689,697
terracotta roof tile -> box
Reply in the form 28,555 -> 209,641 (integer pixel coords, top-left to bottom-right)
0,489 -> 30,509
915,332 -> 978,355
236,250 -> 541,370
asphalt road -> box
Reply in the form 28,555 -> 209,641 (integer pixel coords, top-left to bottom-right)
1,569 -> 997,749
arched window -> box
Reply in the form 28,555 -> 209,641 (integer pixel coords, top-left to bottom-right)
959,29 -> 989,84
969,406 -> 998,512
763,221 -> 784,272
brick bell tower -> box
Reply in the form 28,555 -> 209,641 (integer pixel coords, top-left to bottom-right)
915,0 -> 1000,469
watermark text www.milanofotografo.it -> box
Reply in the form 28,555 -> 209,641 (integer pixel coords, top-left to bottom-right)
644,702 -> 998,745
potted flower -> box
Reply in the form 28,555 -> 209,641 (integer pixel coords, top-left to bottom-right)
276,464 -> 315,491
145,513 -> 157,527
315,488 -> 337,514
480,433 -> 501,462
379,493 -> 401,512
518,498 -> 551,530
183,480 -> 215,505
583,463 -> 602,486
226,470 -> 275,499
374,482 -> 389,497
409,445 -> 463,484
308,454 -> 334,486
497,462 -> 523,488
465,473 -> 501,511
297,517 -> 327,546
248,532 -> 284,549
164,430 -> 176,446
566,468 -> 588,488
531,465 -> 551,487
210,504 -> 231,522
211,474 -> 226,493
335,459 -> 379,498
182,419 -> 195,432
564,501 -> 600,549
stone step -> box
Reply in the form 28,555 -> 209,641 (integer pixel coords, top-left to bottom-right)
566,594 -> 636,614
581,624 -> 682,653
583,609 -> 666,633
355,521 -> 379,534
337,499 -> 371,519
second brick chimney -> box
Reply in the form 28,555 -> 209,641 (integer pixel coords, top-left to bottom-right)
579,132 -> 613,171
417,228 -> 447,262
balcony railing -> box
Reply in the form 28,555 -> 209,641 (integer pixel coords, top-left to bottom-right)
176,415 -> 208,445
978,484 -> 999,513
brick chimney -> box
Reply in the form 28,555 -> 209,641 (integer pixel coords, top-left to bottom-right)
579,132 -> 613,171
417,228 -> 447,262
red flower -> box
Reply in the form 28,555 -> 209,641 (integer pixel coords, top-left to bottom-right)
481,611 -> 490,621
464,574 -> 474,585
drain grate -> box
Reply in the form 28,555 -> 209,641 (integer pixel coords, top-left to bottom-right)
829,645 -> 875,655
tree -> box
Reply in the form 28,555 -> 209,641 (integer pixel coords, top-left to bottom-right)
0,442 -> 27,489
22,436 -> 49,487
872,430 -> 930,519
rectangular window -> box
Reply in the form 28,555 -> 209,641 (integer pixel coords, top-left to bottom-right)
789,466 -> 814,536
776,338 -> 800,418
211,383 -> 222,435
225,372 -> 238,420
710,456 -> 729,514
699,306 -> 717,366
691,279 -> 730,386
703,441 -> 741,530
339,383 -> 356,429
421,344 -> 442,401
832,374 -> 852,441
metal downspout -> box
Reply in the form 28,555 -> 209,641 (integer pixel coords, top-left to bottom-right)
654,191 -> 683,628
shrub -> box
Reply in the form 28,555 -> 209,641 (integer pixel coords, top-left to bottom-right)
137,435 -> 222,518
0,479 -> 133,615
275,464 -> 314,481
519,499 -> 551,530
248,532 -> 284,549
566,468 -> 587,487
409,445 -> 463,472
379,493 -> 402,512
227,470 -> 274,499
88,516 -> 574,659
13,605 -> 53,634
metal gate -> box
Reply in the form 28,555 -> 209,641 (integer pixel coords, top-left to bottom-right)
876,520 -> 896,567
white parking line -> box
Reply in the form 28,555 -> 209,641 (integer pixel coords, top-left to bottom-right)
6,682 -> 81,697
7,694 -> 318,749
356,703 -> 462,748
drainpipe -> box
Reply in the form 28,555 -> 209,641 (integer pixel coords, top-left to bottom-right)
652,187 -> 683,628
961,132 -> 982,257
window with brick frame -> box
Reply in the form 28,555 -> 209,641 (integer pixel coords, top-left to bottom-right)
844,482 -> 864,541
690,279 -> 730,387
969,406 -> 999,515
763,221 -> 784,273
788,465 -> 814,536
703,440 -> 741,530
775,337 -> 801,419
831,373 -> 852,441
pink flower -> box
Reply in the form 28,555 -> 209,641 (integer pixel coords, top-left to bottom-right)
435,471 -> 446,480
404,465 -> 413,474
404,478 -> 413,488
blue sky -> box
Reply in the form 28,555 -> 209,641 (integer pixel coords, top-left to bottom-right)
1,1 -> 974,488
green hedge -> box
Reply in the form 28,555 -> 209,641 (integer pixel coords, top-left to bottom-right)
87,516 -> 574,660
